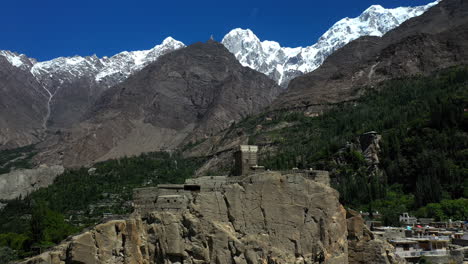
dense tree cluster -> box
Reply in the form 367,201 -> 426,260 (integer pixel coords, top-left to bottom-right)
0,145 -> 36,174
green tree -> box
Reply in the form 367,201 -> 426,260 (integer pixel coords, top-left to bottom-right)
29,201 -> 47,245
0,246 -> 17,264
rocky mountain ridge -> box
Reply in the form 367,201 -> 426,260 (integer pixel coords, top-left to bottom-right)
33,37 -> 185,88
1,37 -> 185,89
274,0 -> 468,111
0,1 -> 435,92
221,1 -> 438,86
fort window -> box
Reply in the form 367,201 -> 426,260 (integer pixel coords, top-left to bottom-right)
184,185 -> 201,191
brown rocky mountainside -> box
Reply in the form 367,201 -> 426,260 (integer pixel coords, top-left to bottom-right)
0,57 -> 47,149
36,64 -> 109,130
274,0 -> 468,111
36,40 -> 281,167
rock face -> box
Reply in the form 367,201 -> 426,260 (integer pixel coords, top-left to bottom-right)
358,132 -> 382,168
0,55 -> 48,149
37,40 -> 281,167
275,0 -> 468,111
334,131 -> 384,181
346,210 -> 405,264
0,165 -> 64,200
21,172 -> 350,264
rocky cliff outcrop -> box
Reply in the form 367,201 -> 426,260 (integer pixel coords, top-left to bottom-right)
347,210 -> 405,264
21,172 -> 350,264
0,165 -> 64,200
19,172 -> 405,264
335,131 -> 383,178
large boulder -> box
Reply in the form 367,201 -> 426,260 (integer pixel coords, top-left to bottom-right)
346,209 -> 406,264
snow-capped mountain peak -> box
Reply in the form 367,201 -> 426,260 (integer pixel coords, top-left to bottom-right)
0,37 -> 186,94
222,28 -> 302,84
160,36 -> 181,46
222,28 -> 266,69
222,0 -> 438,86
95,36 -> 185,84
0,50 -> 36,70
0,1 -> 438,90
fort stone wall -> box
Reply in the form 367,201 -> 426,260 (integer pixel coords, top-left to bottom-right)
132,146 -> 332,216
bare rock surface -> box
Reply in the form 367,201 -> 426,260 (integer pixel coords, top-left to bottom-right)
20,172 -> 349,264
0,56 -> 48,149
0,165 -> 64,200
346,209 -> 406,264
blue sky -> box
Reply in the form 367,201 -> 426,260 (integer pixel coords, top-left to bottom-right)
1,0 -> 434,61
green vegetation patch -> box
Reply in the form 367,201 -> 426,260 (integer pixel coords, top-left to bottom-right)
0,151 -> 204,260
0,145 -> 37,174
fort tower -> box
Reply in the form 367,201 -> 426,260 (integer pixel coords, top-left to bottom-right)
233,145 -> 258,176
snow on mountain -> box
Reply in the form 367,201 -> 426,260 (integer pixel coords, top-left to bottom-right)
0,50 -> 36,70
0,37 -> 185,129
0,1 -> 438,90
221,0 -> 439,87
95,37 -> 185,85
0,37 -> 185,96
29,37 -> 185,91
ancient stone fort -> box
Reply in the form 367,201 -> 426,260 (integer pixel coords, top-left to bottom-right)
23,145 -> 389,264
133,145 -> 330,215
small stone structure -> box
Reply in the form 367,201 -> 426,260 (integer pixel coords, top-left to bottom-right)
133,145 -> 331,215
399,212 -> 417,225
232,145 -> 265,176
